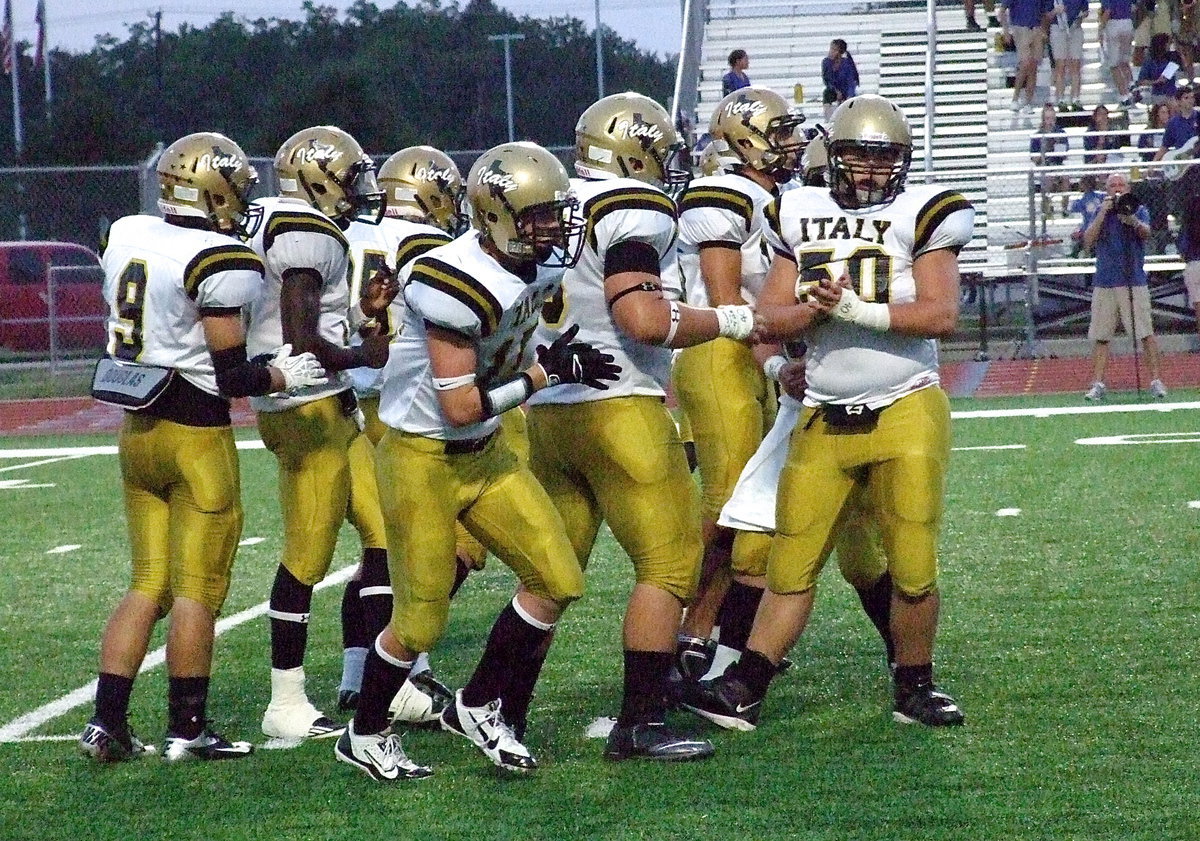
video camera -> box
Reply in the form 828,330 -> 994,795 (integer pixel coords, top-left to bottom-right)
1113,192 -> 1142,217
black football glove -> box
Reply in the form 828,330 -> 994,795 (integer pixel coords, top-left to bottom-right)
536,323 -> 622,390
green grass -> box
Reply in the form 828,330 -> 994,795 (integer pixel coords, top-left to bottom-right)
0,363 -> 93,400
1,401 -> 1199,840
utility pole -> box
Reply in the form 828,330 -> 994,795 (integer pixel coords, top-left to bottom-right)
594,0 -> 604,99
488,33 -> 524,143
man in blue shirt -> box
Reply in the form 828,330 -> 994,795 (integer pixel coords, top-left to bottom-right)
1154,86 -> 1198,163
722,50 -> 751,97
1080,172 -> 1168,399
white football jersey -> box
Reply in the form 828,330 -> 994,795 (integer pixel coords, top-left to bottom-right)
246,196 -> 352,412
379,233 -> 564,441
344,217 -> 452,396
765,184 -> 974,407
527,176 -> 680,406
101,214 -> 265,397
675,172 -> 776,307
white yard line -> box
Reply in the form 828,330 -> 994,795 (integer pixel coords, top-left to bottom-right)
0,564 -> 357,743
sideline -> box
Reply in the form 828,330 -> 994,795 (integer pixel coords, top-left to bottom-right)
0,564 -> 357,743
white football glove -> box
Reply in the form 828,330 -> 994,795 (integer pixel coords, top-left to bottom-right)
715,304 -> 755,341
830,286 -> 891,332
270,344 -> 328,393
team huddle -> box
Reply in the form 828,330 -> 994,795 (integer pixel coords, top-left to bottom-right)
77,86 -> 974,781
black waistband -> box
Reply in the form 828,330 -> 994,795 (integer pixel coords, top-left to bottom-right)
132,373 -> 230,427
444,430 -> 496,455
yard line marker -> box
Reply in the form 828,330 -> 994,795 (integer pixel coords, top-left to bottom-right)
0,564 -> 357,744
0,479 -> 55,489
46,545 -> 81,554
238,537 -> 266,546
0,455 -> 90,473
995,508 -> 1022,517
1189,501 -> 1200,509
953,444 -> 1026,451
952,401 -> 1200,420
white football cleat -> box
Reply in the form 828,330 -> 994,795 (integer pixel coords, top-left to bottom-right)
334,723 -> 432,782
440,690 -> 537,772
163,727 -> 254,762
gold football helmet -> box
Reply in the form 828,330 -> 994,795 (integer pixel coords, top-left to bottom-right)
708,86 -> 806,180
156,132 -> 261,237
378,146 -> 466,234
825,94 -> 912,208
801,129 -> 829,186
274,126 -> 385,225
467,142 -> 584,268
574,92 -> 691,197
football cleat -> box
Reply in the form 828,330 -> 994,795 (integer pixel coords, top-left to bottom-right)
78,718 -> 156,763
262,699 -> 344,741
678,675 -> 763,732
893,682 -> 965,727
390,671 -> 454,726
674,635 -> 717,682
603,722 -> 715,762
334,723 -> 433,782
163,727 -> 254,762
440,690 -> 537,773
337,690 -> 360,713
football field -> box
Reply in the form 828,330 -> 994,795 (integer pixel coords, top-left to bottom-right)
1,393 -> 1198,841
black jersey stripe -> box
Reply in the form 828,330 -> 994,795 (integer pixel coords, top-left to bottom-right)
408,257 -> 503,337
395,232 -> 453,270
584,187 -> 677,250
263,211 -> 349,254
679,186 -> 753,231
764,196 -> 784,243
183,245 -> 265,300
913,191 -> 972,255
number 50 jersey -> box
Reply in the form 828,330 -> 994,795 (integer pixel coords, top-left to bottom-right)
765,183 -> 974,407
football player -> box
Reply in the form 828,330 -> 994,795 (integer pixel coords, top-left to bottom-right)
681,94 -> 971,729
335,142 -> 619,782
247,125 -> 391,743
670,86 -> 804,683
522,91 -> 757,762
80,132 -> 327,762
334,146 -> 465,723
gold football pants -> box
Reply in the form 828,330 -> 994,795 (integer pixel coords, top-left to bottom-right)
119,414 -> 242,614
257,394 -> 359,586
769,387 -> 951,597
672,338 -> 776,522
526,395 -> 703,602
375,427 -> 583,655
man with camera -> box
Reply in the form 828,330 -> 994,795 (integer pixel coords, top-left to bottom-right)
1081,172 -> 1168,400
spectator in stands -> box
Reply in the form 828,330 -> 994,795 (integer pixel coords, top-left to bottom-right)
1153,85 -> 1199,161
722,50 -> 752,96
1050,0 -> 1089,111
1003,0 -> 1054,113
1084,104 -> 1128,164
1081,172 -> 1168,400
966,0 -> 999,29
1132,0 -> 1174,68
1069,173 -> 1106,255
1032,102 -> 1072,214
1178,169 -> 1200,344
1099,0 -> 1137,107
821,39 -> 860,119
1137,101 -> 1171,159
1135,32 -> 1183,107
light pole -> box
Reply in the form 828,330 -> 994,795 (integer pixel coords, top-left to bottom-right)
594,0 -> 604,99
488,33 -> 525,143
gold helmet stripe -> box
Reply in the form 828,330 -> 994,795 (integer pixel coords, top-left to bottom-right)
183,244 -> 264,300
263,212 -> 349,255
913,190 -> 972,255
409,256 -> 503,338
394,232 -> 454,272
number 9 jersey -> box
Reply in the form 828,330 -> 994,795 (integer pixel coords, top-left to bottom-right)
765,183 -> 974,407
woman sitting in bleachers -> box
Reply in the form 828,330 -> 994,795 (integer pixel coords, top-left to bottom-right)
1083,105 -> 1128,165
1031,102 -> 1071,214
1135,33 -> 1183,107
1137,102 -> 1171,161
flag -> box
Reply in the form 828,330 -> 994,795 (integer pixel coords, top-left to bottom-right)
1,0 -> 13,76
34,0 -> 45,70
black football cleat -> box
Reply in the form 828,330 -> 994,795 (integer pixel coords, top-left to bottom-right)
893,682 -> 964,727
78,717 -> 156,763
678,675 -> 762,732
603,722 -> 714,762
337,690 -> 360,712
674,635 -> 717,682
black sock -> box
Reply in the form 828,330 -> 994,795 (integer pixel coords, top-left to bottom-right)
727,649 -> 777,698
894,663 -> 934,692
269,565 -> 313,670
498,633 -> 553,739
462,601 -> 551,709
167,676 -> 209,740
341,577 -> 367,650
94,672 -> 135,730
618,650 -> 673,725
449,559 -> 471,599
357,547 -> 393,639
354,644 -> 412,735
855,571 -> 895,664
714,581 -> 765,653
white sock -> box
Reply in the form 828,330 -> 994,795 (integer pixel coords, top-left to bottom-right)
340,647 -> 368,693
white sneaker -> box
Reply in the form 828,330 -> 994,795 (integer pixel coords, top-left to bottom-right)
262,698 -> 343,740
163,727 -> 253,762
1084,381 -> 1106,401
1150,379 -> 1168,399
334,723 -> 432,782
389,672 -> 452,725
440,690 -> 537,772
